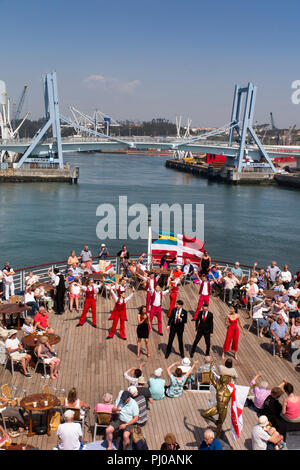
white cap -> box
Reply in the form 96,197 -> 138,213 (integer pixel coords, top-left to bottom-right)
258,415 -> 269,427
181,357 -> 191,367
154,368 -> 162,377
128,386 -> 138,396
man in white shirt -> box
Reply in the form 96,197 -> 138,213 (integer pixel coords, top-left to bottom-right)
251,415 -> 283,450
5,330 -> 32,378
56,410 -> 83,450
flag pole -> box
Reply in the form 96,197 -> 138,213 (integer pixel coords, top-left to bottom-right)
147,214 -> 152,270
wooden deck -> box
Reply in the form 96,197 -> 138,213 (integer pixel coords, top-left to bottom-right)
1,283 -> 300,450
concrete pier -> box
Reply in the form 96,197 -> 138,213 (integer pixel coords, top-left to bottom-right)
0,165 -> 79,183
165,159 -> 276,185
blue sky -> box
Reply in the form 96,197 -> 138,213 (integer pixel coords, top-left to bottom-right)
1,0 -> 300,127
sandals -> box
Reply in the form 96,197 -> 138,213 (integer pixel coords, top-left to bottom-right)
147,354 -> 151,358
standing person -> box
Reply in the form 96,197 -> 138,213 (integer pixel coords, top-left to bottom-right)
165,300 -> 187,359
76,279 -> 99,328
222,306 -> 246,361
3,262 -> 15,300
266,261 -> 281,289
280,265 -> 292,291
167,273 -> 181,317
145,273 -> 160,314
67,251 -> 79,268
98,244 -> 109,272
69,277 -> 81,313
149,285 -> 169,336
137,305 -> 150,358
117,245 -> 130,277
159,253 -> 176,289
192,274 -> 211,321
48,267 -> 66,315
190,304 -> 214,358
200,250 -> 211,275
80,245 -> 93,270
106,288 -> 135,340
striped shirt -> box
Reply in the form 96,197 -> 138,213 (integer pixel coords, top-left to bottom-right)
133,394 -> 148,424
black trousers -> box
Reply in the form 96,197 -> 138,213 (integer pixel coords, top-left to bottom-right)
191,329 -> 211,356
166,326 -> 184,356
55,289 -> 65,314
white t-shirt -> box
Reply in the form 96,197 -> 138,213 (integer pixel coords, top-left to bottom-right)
251,425 -> 270,450
57,422 -> 82,450
25,291 -> 36,303
5,337 -> 20,352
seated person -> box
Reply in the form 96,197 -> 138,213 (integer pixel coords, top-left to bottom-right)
286,296 -> 299,325
172,266 -> 183,280
136,376 -> 154,406
252,415 -> 285,450
124,363 -> 145,386
105,390 -> 139,450
128,386 -> 148,426
25,286 -> 40,316
270,315 -> 291,357
249,374 -> 285,412
34,306 -> 54,334
198,356 -> 218,378
65,387 -> 90,421
36,336 -> 60,380
132,426 -> 148,450
208,266 -> 222,292
291,317 -> 300,340
25,271 -> 41,287
165,361 -> 198,398
148,368 -> 165,400
223,271 -> 240,305
56,409 -> 83,450
252,298 -> 274,337
281,383 -> 300,423
160,432 -> 180,450
218,359 -> 238,383
94,393 -> 114,413
182,259 -> 195,282
22,317 -> 35,336
199,428 -> 223,450
5,330 -> 32,378
0,396 -> 27,430
65,270 -> 75,286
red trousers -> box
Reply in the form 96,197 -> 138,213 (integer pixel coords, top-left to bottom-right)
146,292 -> 152,313
168,291 -> 177,317
193,295 -> 210,320
149,305 -> 163,335
223,323 -> 239,352
79,298 -> 96,325
108,314 -> 126,339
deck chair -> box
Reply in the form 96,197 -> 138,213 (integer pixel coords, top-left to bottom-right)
4,350 -> 23,377
42,384 -> 66,406
93,411 -> 112,441
196,371 -> 211,391
1,383 -> 26,406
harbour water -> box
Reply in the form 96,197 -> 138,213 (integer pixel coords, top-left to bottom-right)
1,152 -> 300,271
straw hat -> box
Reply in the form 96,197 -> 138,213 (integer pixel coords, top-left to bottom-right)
7,329 -> 18,338
39,336 -> 48,344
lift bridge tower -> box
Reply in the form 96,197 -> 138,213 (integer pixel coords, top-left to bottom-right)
16,71 -> 64,169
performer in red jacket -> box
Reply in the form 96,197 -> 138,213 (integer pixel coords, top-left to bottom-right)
145,273 -> 160,313
76,279 -> 99,328
108,278 -> 128,320
193,274 -> 211,321
149,285 -> 169,336
167,274 -> 181,317
106,288 -> 135,340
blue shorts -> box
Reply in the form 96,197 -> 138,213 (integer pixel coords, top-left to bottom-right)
289,311 -> 300,319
